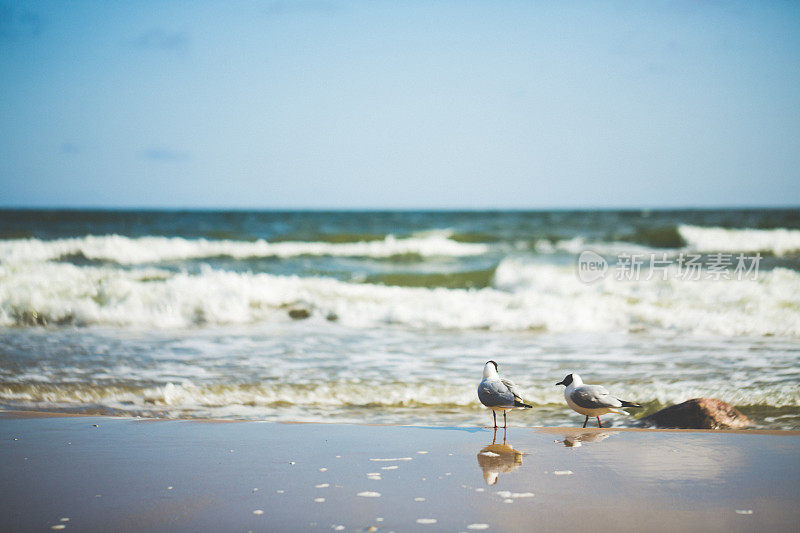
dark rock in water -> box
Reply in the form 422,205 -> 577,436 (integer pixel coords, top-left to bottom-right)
641,398 -> 750,429
288,308 -> 311,320
17,310 -> 47,326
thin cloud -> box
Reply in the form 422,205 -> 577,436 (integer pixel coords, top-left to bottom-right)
264,1 -> 338,16
134,28 -> 188,50
141,148 -> 191,162
0,3 -> 43,42
61,142 -> 80,154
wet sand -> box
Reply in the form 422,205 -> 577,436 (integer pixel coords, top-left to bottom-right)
2,412 -> 798,532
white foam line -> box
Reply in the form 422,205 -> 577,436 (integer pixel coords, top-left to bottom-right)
679,225 -> 800,256
0,233 -> 489,265
497,491 -> 534,498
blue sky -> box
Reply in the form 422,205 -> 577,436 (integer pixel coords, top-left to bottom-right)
1,0 -> 798,209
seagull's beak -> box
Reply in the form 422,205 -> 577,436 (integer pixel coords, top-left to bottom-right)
555,380 -> 565,386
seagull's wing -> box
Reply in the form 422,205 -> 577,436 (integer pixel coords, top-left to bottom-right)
570,385 -> 623,410
501,378 -> 524,401
478,378 -> 517,407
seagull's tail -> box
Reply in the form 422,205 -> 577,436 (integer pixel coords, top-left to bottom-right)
515,400 -> 533,409
619,400 -> 641,408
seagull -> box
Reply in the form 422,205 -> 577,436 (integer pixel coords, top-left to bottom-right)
556,373 -> 640,428
478,361 -> 532,428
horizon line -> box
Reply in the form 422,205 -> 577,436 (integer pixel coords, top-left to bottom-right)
2,204 -> 799,212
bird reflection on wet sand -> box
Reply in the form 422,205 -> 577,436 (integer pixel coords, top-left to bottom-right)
561,431 -> 618,448
477,428 -> 523,485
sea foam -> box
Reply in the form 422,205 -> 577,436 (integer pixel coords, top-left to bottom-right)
1,258 -> 798,337
679,225 -> 800,256
2,370 -> 798,422
0,233 -> 489,265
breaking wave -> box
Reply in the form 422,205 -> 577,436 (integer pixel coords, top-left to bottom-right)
0,232 -> 489,265
2,378 -> 797,423
678,225 -> 800,256
533,225 -> 800,257
1,258 -> 798,336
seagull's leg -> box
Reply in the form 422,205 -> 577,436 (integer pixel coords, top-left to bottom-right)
492,411 -> 497,429
503,411 -> 507,429
582,415 -> 589,428
597,416 -> 603,428
492,427 -> 498,444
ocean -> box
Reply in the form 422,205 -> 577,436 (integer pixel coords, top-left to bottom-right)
1,209 -> 798,429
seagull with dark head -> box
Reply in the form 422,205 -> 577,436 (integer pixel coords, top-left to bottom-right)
478,360 -> 532,428
556,373 -> 640,428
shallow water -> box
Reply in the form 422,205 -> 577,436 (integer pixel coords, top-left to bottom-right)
1,323 -> 797,429
1,209 -> 799,428
3,417 -> 799,532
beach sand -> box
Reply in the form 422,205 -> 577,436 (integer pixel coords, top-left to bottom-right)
2,412 -> 798,532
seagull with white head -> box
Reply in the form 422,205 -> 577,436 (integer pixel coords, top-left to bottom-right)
478,360 -> 532,428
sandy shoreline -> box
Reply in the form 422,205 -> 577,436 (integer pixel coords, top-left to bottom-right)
2,412 -> 799,532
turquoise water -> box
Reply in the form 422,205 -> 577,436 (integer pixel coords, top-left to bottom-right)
1,209 -> 798,428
